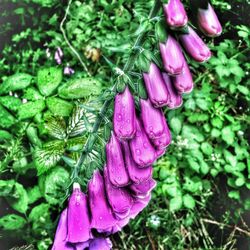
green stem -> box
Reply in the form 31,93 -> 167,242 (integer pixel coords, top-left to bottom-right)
71,0 -> 162,180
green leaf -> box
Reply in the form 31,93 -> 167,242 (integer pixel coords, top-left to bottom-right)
211,128 -> 221,138
58,77 -> 102,99
221,126 -> 235,145
46,97 -> 73,117
43,166 -> 70,205
0,130 -> 13,141
0,73 -> 32,94
6,183 -> 29,214
0,104 -> 16,128
182,125 -> 204,142
196,98 -> 209,111
201,142 -> 213,155
211,116 -> 223,129
237,85 -> 249,95
0,180 -> 15,197
169,116 -> 182,135
187,158 -> 200,173
28,203 -> 50,222
224,150 -> 237,167
228,190 -> 240,200
45,116 -> 67,139
27,186 -> 42,204
0,214 -> 26,230
183,194 -> 195,209
188,113 -> 209,123
169,196 -> 183,211
0,96 -> 22,112
184,98 -> 196,111
18,100 -> 46,120
37,67 -> 63,96
23,87 -> 43,101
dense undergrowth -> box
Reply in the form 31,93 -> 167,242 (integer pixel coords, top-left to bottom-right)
0,0 -> 249,249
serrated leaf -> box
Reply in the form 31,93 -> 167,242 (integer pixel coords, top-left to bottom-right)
0,214 -> 26,230
67,105 -> 93,137
34,141 -> 65,175
45,116 -> 67,139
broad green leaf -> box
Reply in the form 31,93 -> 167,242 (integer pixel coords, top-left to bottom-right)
0,180 -> 15,197
58,77 -> 102,99
18,100 -> 46,120
43,166 -> 70,205
182,125 -> 204,142
0,73 -> 32,94
0,104 -> 16,128
0,130 -> 13,141
183,176 -> 202,193
200,161 -> 209,175
187,158 -> 200,173
46,97 -> 73,117
221,126 -> 235,145
184,98 -> 196,110
23,87 -> 43,101
201,142 -> 213,155
196,98 -> 209,111
0,96 -> 22,112
188,113 -> 209,123
0,214 -> 26,230
224,150 -> 237,167
37,67 -> 63,96
28,203 -> 50,222
6,183 -> 29,214
183,194 -> 195,209
169,196 -> 183,211
169,116 -> 182,135
27,186 -> 42,204
228,190 -> 240,200
211,128 -> 221,138
237,85 -> 249,95
211,116 -> 223,129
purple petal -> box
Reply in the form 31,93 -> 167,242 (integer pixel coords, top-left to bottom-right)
103,166 -> 133,218
179,26 -> 212,62
129,178 -> 156,199
106,132 -> 130,187
129,118 -> 156,168
171,60 -> 194,94
113,87 -> 136,139
89,237 -> 112,250
140,98 -> 165,139
67,183 -> 91,243
197,4 -> 222,37
130,194 -> 152,219
88,171 -> 117,231
163,0 -> 188,28
51,209 -> 74,250
162,73 -> 183,109
159,35 -> 185,75
121,141 -> 153,184
143,63 -> 169,108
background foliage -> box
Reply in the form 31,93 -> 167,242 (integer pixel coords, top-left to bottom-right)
0,0 -> 249,249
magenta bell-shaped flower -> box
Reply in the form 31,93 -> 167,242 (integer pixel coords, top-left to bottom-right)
121,141 -> 153,184
163,0 -> 188,28
140,98 -> 166,139
159,35 -> 185,75
67,183 -> 91,243
151,117 -> 171,149
172,60 -> 193,94
52,209 -> 74,250
130,194 -> 152,219
129,118 -> 156,168
179,26 -> 211,62
162,73 -> 183,109
143,63 -> 169,108
130,178 -> 156,199
89,237 -> 112,250
197,4 -> 222,37
88,171 -> 117,231
106,132 -> 130,187
103,166 -> 133,219
113,86 -> 136,140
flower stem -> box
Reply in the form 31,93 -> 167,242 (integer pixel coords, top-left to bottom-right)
71,0 -> 162,180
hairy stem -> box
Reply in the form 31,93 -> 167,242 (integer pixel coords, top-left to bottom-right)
71,0 -> 162,180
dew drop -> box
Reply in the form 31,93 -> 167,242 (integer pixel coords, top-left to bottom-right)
99,216 -> 103,220
136,149 -> 141,155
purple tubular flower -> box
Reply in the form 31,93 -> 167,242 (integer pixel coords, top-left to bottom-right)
67,183 -> 91,243
89,238 -> 112,250
106,132 -> 130,187
130,178 -> 156,199
121,141 -> 153,184
140,99 -> 165,139
179,26 -> 212,62
113,87 -> 136,139
103,166 -> 133,219
130,194 -> 152,219
159,35 -> 185,75
75,241 -> 90,250
88,171 -> 117,231
143,63 -> 169,108
163,0 -> 188,28
129,118 -> 156,168
155,147 -> 166,158
162,72 -> 183,109
171,60 -> 193,94
51,209 -> 74,250
151,118 -> 171,149
197,4 -> 222,37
